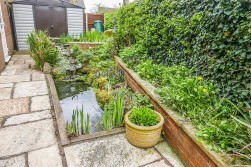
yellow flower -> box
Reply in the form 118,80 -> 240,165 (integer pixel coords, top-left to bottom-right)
197,76 -> 203,81
202,88 -> 208,94
248,28 -> 251,34
224,31 -> 231,37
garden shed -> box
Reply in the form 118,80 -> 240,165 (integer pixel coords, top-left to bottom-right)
11,0 -> 85,50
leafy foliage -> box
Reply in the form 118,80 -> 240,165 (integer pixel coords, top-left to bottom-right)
113,0 -> 251,104
129,107 -> 160,126
27,30 -> 59,70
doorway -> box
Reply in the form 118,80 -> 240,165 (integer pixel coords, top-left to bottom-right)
34,6 -> 67,37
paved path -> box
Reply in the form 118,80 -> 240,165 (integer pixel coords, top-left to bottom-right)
0,55 -> 64,167
0,54 -> 184,167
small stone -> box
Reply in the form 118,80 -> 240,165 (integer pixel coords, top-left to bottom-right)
0,69 -> 16,76
28,145 -> 63,167
32,70 -> 45,81
0,88 -> 12,100
31,96 -> 51,111
155,142 -> 184,167
0,83 -> 13,88
0,155 -> 26,167
43,62 -> 52,74
4,110 -> 52,126
13,81 -> 48,98
144,160 -> 170,167
0,119 -> 57,157
0,74 -> 30,83
0,97 -> 29,117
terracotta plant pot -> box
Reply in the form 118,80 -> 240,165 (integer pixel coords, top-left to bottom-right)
125,110 -> 164,148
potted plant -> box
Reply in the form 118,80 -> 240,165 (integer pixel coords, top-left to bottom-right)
125,107 -> 164,148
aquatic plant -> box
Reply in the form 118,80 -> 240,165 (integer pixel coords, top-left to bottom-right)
66,106 -> 91,137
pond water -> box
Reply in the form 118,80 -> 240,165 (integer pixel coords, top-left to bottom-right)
55,81 -> 103,133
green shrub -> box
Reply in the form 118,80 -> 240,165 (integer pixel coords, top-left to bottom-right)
114,0 -> 251,104
105,12 -> 117,30
59,34 -> 74,44
27,30 -> 59,70
129,107 -> 160,126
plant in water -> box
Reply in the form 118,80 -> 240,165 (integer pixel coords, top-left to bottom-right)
129,107 -> 160,126
66,106 -> 91,137
101,91 -> 125,131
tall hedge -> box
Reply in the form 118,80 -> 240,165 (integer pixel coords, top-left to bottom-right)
113,0 -> 251,104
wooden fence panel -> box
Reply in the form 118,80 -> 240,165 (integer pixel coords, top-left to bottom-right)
84,13 -> 104,31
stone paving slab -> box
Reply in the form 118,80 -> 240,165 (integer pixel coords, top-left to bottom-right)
4,110 -> 52,126
0,155 -> 26,167
13,60 -> 25,65
0,88 -> 12,100
11,55 -> 31,60
64,134 -> 162,167
144,160 -> 170,167
32,70 -> 45,81
13,81 -> 48,98
0,119 -> 57,157
0,74 -> 30,84
0,97 -> 29,117
31,95 -> 51,112
0,69 -> 16,76
5,64 -> 30,70
155,142 -> 184,167
15,68 -> 32,75
0,83 -> 13,88
28,145 -> 63,167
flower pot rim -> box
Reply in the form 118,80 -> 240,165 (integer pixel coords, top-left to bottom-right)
125,110 -> 164,130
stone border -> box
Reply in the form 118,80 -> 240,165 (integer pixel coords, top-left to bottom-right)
115,57 -> 232,167
46,74 -> 125,146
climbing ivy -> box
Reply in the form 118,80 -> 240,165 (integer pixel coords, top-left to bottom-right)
113,0 -> 251,104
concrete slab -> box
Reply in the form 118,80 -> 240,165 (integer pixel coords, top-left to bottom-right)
5,64 -> 30,70
0,155 -> 26,167
11,55 -> 31,60
0,119 -> 57,157
13,60 -> 25,65
4,110 -> 52,126
0,83 -> 13,88
0,74 -> 30,83
32,70 -> 45,81
0,69 -> 16,76
28,145 -> 63,167
0,97 -> 29,117
0,88 -> 12,100
13,81 -> 48,98
144,160 -> 170,167
15,68 -> 32,75
31,95 -> 51,111
155,142 -> 184,167
64,134 -> 161,167
8,61 -> 14,65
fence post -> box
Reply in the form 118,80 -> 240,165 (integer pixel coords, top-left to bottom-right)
86,13 -> 88,32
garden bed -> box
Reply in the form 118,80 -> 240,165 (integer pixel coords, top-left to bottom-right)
115,57 -> 234,167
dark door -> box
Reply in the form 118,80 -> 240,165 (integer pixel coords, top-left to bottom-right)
34,6 -> 67,37
34,6 -> 51,32
50,7 -> 67,37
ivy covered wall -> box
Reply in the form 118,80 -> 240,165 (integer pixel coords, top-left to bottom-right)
112,0 -> 251,104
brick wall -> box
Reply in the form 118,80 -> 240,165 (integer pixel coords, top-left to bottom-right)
116,57 -> 223,167
0,0 -> 14,72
